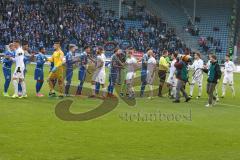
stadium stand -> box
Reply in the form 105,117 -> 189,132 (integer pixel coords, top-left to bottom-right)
0,0 -> 186,58
181,0 -> 233,59
141,0 -> 234,61
0,0 -> 237,62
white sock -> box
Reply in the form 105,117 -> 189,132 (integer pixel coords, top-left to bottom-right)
131,87 -> 134,93
92,84 -> 96,95
102,87 -> 107,97
198,85 -> 202,97
13,80 -> 18,95
230,85 -> 235,96
215,87 -> 219,98
222,84 -> 226,96
190,84 -> 194,96
172,86 -> 176,98
20,81 -> 27,95
149,85 -> 153,97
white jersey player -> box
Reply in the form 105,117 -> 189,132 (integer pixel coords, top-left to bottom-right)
146,50 -> 156,99
90,47 -> 107,98
189,53 -> 204,99
222,54 -> 235,98
166,52 -> 178,98
12,40 -> 27,98
125,50 -> 137,99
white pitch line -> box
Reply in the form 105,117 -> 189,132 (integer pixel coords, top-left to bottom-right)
194,100 -> 240,108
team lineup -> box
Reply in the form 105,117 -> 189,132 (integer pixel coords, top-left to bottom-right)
1,40 -> 236,107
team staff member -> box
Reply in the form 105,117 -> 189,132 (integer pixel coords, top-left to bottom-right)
173,55 -> 191,103
158,50 -> 169,97
203,54 -> 222,107
48,41 -> 65,98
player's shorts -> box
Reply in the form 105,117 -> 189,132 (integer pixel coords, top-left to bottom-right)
3,66 -> 11,80
92,71 -> 105,84
78,68 -> 86,81
158,70 -> 167,82
126,72 -> 135,84
147,71 -> 155,85
167,75 -> 177,87
13,67 -> 25,79
191,74 -> 203,86
48,67 -> 64,80
141,69 -> 147,82
34,68 -> 44,81
109,69 -> 118,84
66,69 -> 73,82
223,74 -> 234,85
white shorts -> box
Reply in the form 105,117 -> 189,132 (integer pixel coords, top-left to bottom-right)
223,74 -> 233,85
147,71 -> 155,85
13,67 -> 25,79
167,75 -> 177,87
92,71 -> 105,84
126,72 -> 135,84
191,75 -> 203,86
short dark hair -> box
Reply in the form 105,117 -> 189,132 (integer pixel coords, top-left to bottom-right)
13,40 -> 20,44
211,54 -> 217,60
97,47 -> 104,54
39,46 -> 45,51
225,54 -> 230,58
173,52 -> 178,58
162,50 -> 168,55
114,47 -> 120,53
84,45 -> 91,50
22,40 -> 29,46
146,47 -> 151,52
196,52 -> 201,58
54,40 -> 61,45
127,47 -> 134,50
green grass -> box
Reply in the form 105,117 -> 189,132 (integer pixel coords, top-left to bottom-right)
1,64 -> 240,160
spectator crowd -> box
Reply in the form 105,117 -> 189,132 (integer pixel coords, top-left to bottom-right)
0,0 -> 186,55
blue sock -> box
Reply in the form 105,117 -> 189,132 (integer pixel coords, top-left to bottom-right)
95,82 -> 100,94
65,81 -> 71,95
4,80 -> 11,93
140,82 -> 146,96
76,81 -> 84,95
36,81 -> 43,93
107,84 -> 111,93
18,83 -> 22,93
111,84 -> 115,94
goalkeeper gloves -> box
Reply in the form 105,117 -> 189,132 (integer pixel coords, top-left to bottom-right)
51,67 -> 58,73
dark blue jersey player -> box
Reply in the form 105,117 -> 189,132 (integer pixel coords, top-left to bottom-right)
2,43 -> 15,97
140,49 -> 150,97
107,48 -> 124,97
65,44 -> 77,96
35,47 -> 47,97
76,46 -> 91,95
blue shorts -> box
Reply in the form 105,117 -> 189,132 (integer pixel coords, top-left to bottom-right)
141,69 -> 147,82
34,68 -> 44,81
3,67 -> 11,80
78,68 -> 86,81
109,70 -> 118,84
66,69 -> 73,82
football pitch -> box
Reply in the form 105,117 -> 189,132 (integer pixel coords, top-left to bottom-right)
1,64 -> 240,160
